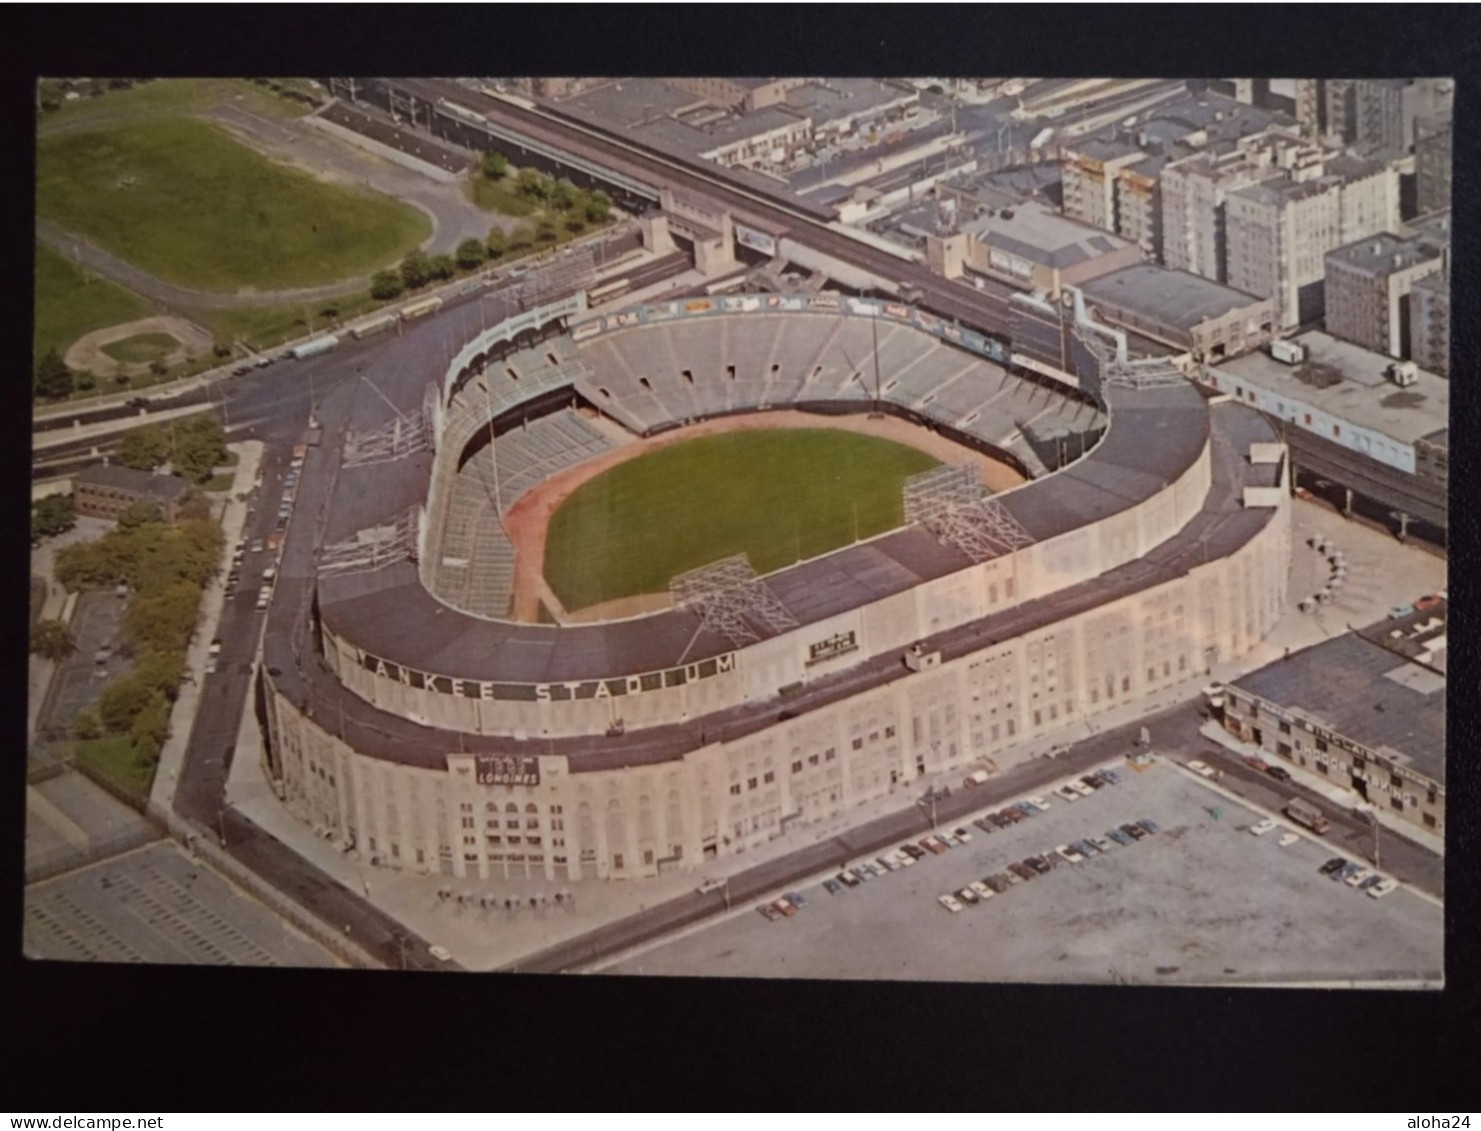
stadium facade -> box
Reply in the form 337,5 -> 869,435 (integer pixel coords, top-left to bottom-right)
261,288 -> 1291,882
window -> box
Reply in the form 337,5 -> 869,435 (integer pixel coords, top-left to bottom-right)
613,854 -> 624,869
885,725 -> 895,739
487,835 -> 501,845
1390,773 -> 1403,789
461,817 -> 474,829
747,777 -> 758,791
729,783 -> 741,796
1278,720 -> 1291,735
1315,738 -> 1328,753
1352,757 -> 1365,773
852,737 -> 863,751
1427,786 -> 1437,805
1423,813 -> 1436,828
1390,795 -> 1404,811
825,748 -> 836,762
791,760 -> 802,774
1317,761 -> 1328,776
763,771 -> 775,784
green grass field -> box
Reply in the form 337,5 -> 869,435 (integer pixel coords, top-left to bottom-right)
39,78 -> 309,130
100,331 -> 178,364
32,242 -> 154,360
70,735 -> 154,800
543,429 -> 940,611
36,117 -> 430,292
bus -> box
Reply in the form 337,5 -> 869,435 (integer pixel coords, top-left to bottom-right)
401,296 -> 444,321
587,277 -> 632,305
352,314 -> 399,339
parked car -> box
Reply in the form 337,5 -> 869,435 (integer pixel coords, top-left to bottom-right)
876,856 -> 899,873
938,894 -> 964,913
823,879 -> 844,895
1069,779 -> 1096,797
1027,796 -> 1052,812
901,843 -> 927,860
1086,835 -> 1114,853
968,880 -> 994,900
784,891 -> 806,908
850,866 -> 874,882
1333,862 -> 1361,883
920,837 -> 947,855
1073,839 -> 1100,858
1053,785 -> 1081,803
952,826 -> 974,842
963,769 -> 990,788
1319,858 -> 1348,876
837,871 -> 861,888
1188,760 -> 1217,778
773,898 -> 797,917
1120,823 -> 1146,841
1345,868 -> 1375,889
1056,843 -> 1085,864
250,539 -> 264,553
1367,878 -> 1399,899
938,833 -> 961,848
1265,765 -> 1293,783
1358,874 -> 1384,892
1106,828 -> 1132,847
988,811 -> 1013,829
1025,855 -> 1053,875
985,874 -> 1013,894
758,904 -> 783,921
973,817 -> 997,834
1098,768 -> 1121,786
1249,818 -> 1278,836
1244,755 -> 1271,773
956,887 -> 980,905
1136,818 -> 1161,835
1079,774 -> 1105,791
1277,833 -> 1300,848
1007,862 -> 1036,882
1001,867 -> 1025,886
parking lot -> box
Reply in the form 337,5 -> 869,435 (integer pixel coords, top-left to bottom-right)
600,760 -> 1443,985
24,841 -> 340,968
38,589 -> 130,737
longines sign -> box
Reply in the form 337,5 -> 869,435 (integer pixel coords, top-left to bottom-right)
476,754 -> 540,786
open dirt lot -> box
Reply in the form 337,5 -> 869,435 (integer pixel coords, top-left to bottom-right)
600,761 -> 1443,985
503,409 -> 1028,622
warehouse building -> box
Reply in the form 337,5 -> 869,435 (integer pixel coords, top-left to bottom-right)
1079,263 -> 1275,361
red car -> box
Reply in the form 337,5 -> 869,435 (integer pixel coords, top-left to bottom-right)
920,836 -> 947,855
1244,755 -> 1271,773
1415,594 -> 1444,611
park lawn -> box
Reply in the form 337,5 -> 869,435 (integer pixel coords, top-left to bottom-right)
203,472 -> 235,493
37,117 -> 430,292
194,290 -> 384,351
544,429 -> 940,611
71,734 -> 155,800
32,242 -> 154,360
100,331 -> 179,364
40,77 -> 308,129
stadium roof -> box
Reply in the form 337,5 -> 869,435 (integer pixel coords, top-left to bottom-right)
1232,631 -> 1446,785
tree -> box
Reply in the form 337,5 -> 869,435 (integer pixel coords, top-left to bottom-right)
123,580 -> 201,656
34,348 -> 74,399
98,672 -> 162,734
370,269 -> 404,301
149,359 -> 168,377
31,494 -> 77,542
132,649 -> 186,702
29,619 -> 76,662
564,216 -> 587,237
75,369 -> 97,392
507,222 -> 535,254
455,237 -> 487,270
515,167 -> 547,200
400,250 -> 432,291
130,693 -> 171,753
170,413 -> 227,484
176,489 -> 212,522
535,218 -> 558,245
481,151 -> 507,180
430,254 -> 456,282
119,424 -> 170,471
584,189 -> 612,224
485,226 -> 507,260
550,178 -> 577,212
116,500 -> 164,530
212,340 -> 233,359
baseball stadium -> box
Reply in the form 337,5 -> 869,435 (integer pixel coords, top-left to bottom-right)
261,279 -> 1292,883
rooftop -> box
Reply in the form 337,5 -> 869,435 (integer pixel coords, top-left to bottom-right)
1214,330 -> 1449,444
75,464 -> 191,499
1233,629 -> 1446,785
1401,209 -> 1452,247
783,78 -> 916,125
958,199 -> 1132,269
1080,264 -> 1268,334
1325,232 -> 1445,277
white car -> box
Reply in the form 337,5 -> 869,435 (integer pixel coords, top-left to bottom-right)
968,880 -> 994,900
1027,795 -> 1052,812
1249,818 -> 1278,836
1055,843 -> 1085,864
1069,779 -> 1096,798
937,894 -> 964,913
895,848 -> 918,867
1086,835 -> 1114,853
428,945 -> 453,961
1277,832 -> 1300,848
1053,785 -> 1080,802
1188,760 -> 1217,779
952,826 -> 974,843
1345,868 -> 1375,888
1366,878 -> 1399,899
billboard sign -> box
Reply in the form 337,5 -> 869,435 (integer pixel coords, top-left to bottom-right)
476,754 -> 540,787
735,223 -> 779,258
571,321 -> 602,342
807,630 -> 859,665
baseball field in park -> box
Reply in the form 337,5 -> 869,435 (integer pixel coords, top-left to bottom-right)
542,428 -> 940,612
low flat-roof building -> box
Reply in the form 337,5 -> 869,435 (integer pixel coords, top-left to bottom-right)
73,464 -> 191,524
1079,263 -> 1275,361
1221,610 -> 1446,839
925,199 -> 1143,297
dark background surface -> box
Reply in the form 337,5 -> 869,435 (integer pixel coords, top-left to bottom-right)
2,3 -> 1478,1113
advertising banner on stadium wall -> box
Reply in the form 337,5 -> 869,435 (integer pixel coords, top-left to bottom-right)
647,302 -> 679,322
846,299 -> 881,317
884,303 -> 910,319
735,223 -> 779,257
571,321 -> 602,342
476,754 -> 540,786
808,295 -> 840,310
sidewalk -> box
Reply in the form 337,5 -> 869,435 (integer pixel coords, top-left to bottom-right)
150,441 -> 264,812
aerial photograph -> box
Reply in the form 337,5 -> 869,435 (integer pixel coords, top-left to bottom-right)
26,73 -> 1449,987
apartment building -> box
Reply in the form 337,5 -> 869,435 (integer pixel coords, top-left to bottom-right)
1323,232 -> 1445,357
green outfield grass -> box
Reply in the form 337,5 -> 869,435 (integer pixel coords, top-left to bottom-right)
543,429 -> 940,611
32,242 -> 154,360
100,331 -> 179,364
36,117 -> 430,292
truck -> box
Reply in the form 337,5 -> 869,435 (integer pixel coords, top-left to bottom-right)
291,334 -> 340,361
401,296 -> 444,321
352,314 -> 398,339
1284,797 -> 1330,836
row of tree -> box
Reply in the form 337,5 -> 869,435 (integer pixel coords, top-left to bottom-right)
51,508 -> 224,764
116,413 -> 228,484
